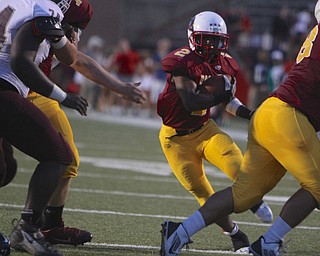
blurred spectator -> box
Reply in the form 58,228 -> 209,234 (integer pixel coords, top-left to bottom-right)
75,35 -> 109,111
290,6 -> 312,44
109,38 -> 141,114
151,38 -> 172,118
272,6 -> 292,50
267,50 -> 286,92
251,49 -> 270,108
132,50 -> 155,116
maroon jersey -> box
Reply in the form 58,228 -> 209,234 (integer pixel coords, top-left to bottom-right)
157,46 -> 239,129
39,0 -> 93,76
270,24 -> 320,131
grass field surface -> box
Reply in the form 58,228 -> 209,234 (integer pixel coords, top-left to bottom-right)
0,110 -> 319,255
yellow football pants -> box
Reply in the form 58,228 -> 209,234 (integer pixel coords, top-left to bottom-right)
233,97 -> 320,212
159,119 -> 243,206
28,92 -> 79,178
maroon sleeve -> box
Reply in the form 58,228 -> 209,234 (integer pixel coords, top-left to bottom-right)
161,54 -> 189,77
220,53 -> 239,77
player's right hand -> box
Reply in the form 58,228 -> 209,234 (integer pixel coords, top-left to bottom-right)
120,82 -> 147,104
61,93 -> 88,116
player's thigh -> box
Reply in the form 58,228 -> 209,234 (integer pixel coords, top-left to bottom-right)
0,92 -> 72,164
233,140 -> 286,212
31,94 -> 80,170
266,108 -> 320,205
204,130 -> 243,182
159,125 -> 213,194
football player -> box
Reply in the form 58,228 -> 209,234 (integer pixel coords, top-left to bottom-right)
157,11 -> 273,254
27,0 -> 146,246
160,4 -> 320,256
0,0 -> 88,255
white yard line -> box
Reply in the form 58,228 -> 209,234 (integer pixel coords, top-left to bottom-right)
0,203 -> 319,230
84,242 -> 247,255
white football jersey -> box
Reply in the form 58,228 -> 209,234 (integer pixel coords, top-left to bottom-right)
0,0 -> 63,97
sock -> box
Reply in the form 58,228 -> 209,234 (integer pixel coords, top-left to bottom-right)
223,223 -> 239,236
42,205 -> 64,230
21,209 -> 42,227
182,210 -> 206,237
263,216 -> 292,243
250,200 -> 263,213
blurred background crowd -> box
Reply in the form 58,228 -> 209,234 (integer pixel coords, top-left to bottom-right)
51,0 -> 317,123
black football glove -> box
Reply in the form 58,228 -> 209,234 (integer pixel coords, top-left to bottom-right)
61,93 -> 88,116
62,22 -> 77,44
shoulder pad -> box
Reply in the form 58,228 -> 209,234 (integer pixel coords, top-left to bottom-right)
32,16 -> 64,40
220,54 -> 239,77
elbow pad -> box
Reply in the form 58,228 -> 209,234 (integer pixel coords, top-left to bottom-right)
32,16 -> 64,41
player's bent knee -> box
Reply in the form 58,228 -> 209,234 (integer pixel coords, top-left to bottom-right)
232,188 -> 263,213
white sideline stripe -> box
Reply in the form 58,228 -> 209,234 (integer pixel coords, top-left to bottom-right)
6,183 -> 292,204
7,183 -> 319,208
18,167 -> 298,194
86,242 -> 241,254
1,203 -> 319,230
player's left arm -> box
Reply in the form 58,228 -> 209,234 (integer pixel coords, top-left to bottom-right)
223,77 -> 254,120
222,57 -> 254,120
225,97 -> 255,120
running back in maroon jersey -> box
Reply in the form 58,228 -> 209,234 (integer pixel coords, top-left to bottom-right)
157,46 -> 239,129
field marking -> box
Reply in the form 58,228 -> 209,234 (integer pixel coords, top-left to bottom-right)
6,182 -> 295,206
85,242 -> 244,255
1,203 -> 319,230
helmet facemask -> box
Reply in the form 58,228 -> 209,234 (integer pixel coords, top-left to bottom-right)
52,0 -> 72,14
190,31 -> 229,60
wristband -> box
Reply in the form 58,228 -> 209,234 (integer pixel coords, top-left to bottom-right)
51,36 -> 68,49
225,98 -> 242,116
49,84 -> 67,102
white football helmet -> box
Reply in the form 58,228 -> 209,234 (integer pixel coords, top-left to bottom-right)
187,11 -> 229,60
315,0 -> 320,23
52,0 -> 72,14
